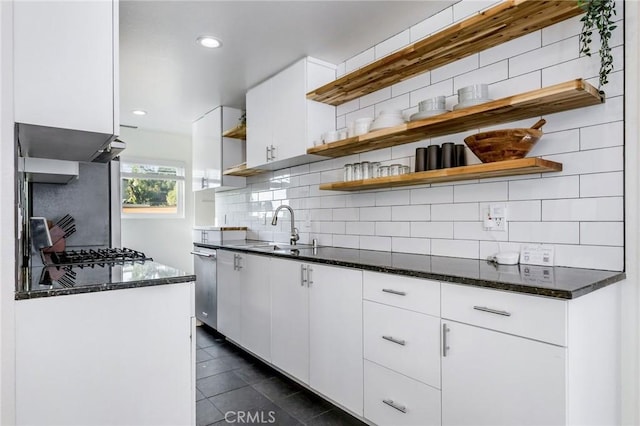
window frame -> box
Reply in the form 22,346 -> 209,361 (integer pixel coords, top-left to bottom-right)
120,157 -> 186,219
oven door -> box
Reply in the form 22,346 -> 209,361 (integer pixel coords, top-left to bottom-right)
191,246 -> 217,329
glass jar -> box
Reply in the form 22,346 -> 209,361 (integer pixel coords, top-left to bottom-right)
389,163 -> 401,176
343,164 -> 353,181
353,162 -> 362,180
401,165 -> 411,175
361,161 -> 371,179
371,162 -> 381,178
378,165 -> 389,177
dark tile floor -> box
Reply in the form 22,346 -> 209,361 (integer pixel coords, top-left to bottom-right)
195,326 -> 366,426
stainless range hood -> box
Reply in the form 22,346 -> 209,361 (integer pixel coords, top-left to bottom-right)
19,157 -> 79,184
92,139 -> 126,163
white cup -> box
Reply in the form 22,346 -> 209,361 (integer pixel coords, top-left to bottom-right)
354,117 -> 373,136
323,131 -> 339,143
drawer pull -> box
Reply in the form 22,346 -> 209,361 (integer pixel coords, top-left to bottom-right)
382,335 -> 406,346
382,399 -> 407,413
442,323 -> 450,357
473,306 -> 511,317
382,288 -> 407,296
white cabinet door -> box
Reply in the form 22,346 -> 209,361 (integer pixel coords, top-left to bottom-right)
272,59 -> 306,161
246,80 -> 273,168
442,321 -> 566,426
14,0 -> 116,134
192,109 -> 219,191
239,253 -> 272,361
217,250 -> 242,342
270,258 -> 310,384
16,283 -> 194,426
310,264 -> 363,416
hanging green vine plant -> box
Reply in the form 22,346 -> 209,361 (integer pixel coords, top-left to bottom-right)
578,0 -> 617,89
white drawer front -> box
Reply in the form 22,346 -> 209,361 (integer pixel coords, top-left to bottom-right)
364,301 -> 440,388
441,283 -> 567,346
363,271 -> 440,316
364,360 -> 441,426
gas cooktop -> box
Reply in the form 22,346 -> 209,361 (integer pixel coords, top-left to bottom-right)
42,247 -> 152,267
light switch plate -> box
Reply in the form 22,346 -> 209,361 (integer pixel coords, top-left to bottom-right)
520,244 -> 555,266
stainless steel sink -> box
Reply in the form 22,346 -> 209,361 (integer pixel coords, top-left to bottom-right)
231,242 -> 316,254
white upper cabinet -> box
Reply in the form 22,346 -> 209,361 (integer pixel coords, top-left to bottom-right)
246,57 -> 335,170
14,0 -> 119,161
192,106 -> 246,191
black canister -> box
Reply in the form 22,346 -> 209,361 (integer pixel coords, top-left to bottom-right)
455,144 -> 467,167
415,147 -> 428,172
441,142 -> 455,168
427,145 -> 441,170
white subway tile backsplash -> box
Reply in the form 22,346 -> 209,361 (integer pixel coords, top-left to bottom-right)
454,60 -> 509,92
454,182 -> 508,203
480,32 -> 541,67
376,221 -> 410,237
580,121 -> 624,150
411,221 -> 454,239
411,186 -> 454,204
392,237 -> 430,255
454,221 -> 509,241
542,197 -> 623,221
392,204 -> 430,221
410,7 -> 453,42
391,72 -> 431,97
432,54 -> 479,83
345,48 -> 374,73
510,222 -> 579,244
509,176 -> 579,201
554,244 -> 623,271
509,37 -> 578,78
580,222 -> 624,246
453,0 -> 501,21
213,2 -> 624,271
336,62 -> 346,78
359,235 -> 392,252
360,206 -> 391,221
580,172 -> 623,198
432,203 -> 479,221
431,239 -> 479,259
376,190 -> 410,206
375,30 -> 410,59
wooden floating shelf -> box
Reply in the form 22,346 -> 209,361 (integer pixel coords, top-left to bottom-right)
223,163 -> 266,177
319,158 -> 562,191
222,124 -> 247,140
307,0 -> 584,105
308,79 -> 603,158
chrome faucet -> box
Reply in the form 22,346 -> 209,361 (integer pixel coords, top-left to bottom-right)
271,205 -> 299,245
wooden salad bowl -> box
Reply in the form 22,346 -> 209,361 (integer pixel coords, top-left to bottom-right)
464,119 -> 545,163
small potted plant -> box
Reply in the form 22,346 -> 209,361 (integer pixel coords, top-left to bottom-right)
578,0 -> 617,90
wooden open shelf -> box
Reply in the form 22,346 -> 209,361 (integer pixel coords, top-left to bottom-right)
308,79 -> 603,158
222,124 -> 247,140
307,0 -> 584,106
320,158 -> 562,191
223,163 -> 266,177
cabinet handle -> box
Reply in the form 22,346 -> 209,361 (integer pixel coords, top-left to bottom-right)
308,266 -> 313,285
266,146 -> 271,162
382,288 -> 406,296
270,145 -> 276,160
236,255 -> 243,270
442,323 -> 450,357
473,306 -> 511,317
382,335 -> 406,346
201,311 -> 208,317
190,251 -> 215,258
301,264 -> 307,286
382,399 -> 407,414
201,177 -> 206,188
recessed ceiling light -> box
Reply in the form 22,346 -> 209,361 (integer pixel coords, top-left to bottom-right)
197,36 -> 222,49
132,110 -> 147,116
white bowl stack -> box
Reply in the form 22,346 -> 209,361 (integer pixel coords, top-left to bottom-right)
410,95 -> 449,121
454,84 -> 492,110
370,110 -> 405,131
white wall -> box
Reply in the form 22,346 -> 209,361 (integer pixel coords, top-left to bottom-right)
120,128 -> 194,273
216,0 -> 625,272
0,0 -> 16,423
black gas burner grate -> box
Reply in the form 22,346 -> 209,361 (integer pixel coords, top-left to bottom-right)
44,247 -> 153,268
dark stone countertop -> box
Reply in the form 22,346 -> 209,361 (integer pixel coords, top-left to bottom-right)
16,260 -> 195,300
196,240 -> 625,300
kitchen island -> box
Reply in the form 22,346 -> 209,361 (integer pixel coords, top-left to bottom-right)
14,257 -> 195,426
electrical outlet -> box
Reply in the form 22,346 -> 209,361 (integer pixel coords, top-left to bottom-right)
483,203 -> 507,231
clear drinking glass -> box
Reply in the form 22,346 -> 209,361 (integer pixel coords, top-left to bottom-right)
343,164 -> 353,181
378,166 -> 389,177
361,161 -> 371,179
353,163 -> 362,180
401,165 -> 411,175
389,164 -> 401,176
371,162 -> 381,178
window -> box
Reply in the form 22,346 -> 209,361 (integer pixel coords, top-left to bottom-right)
120,158 -> 185,218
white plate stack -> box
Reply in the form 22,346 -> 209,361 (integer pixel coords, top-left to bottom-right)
410,96 -> 449,121
453,84 -> 493,110
370,110 -> 406,131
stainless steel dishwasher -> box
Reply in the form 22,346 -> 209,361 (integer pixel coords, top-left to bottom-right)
191,246 -> 217,329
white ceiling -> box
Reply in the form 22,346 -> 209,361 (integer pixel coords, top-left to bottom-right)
119,1 -> 456,135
